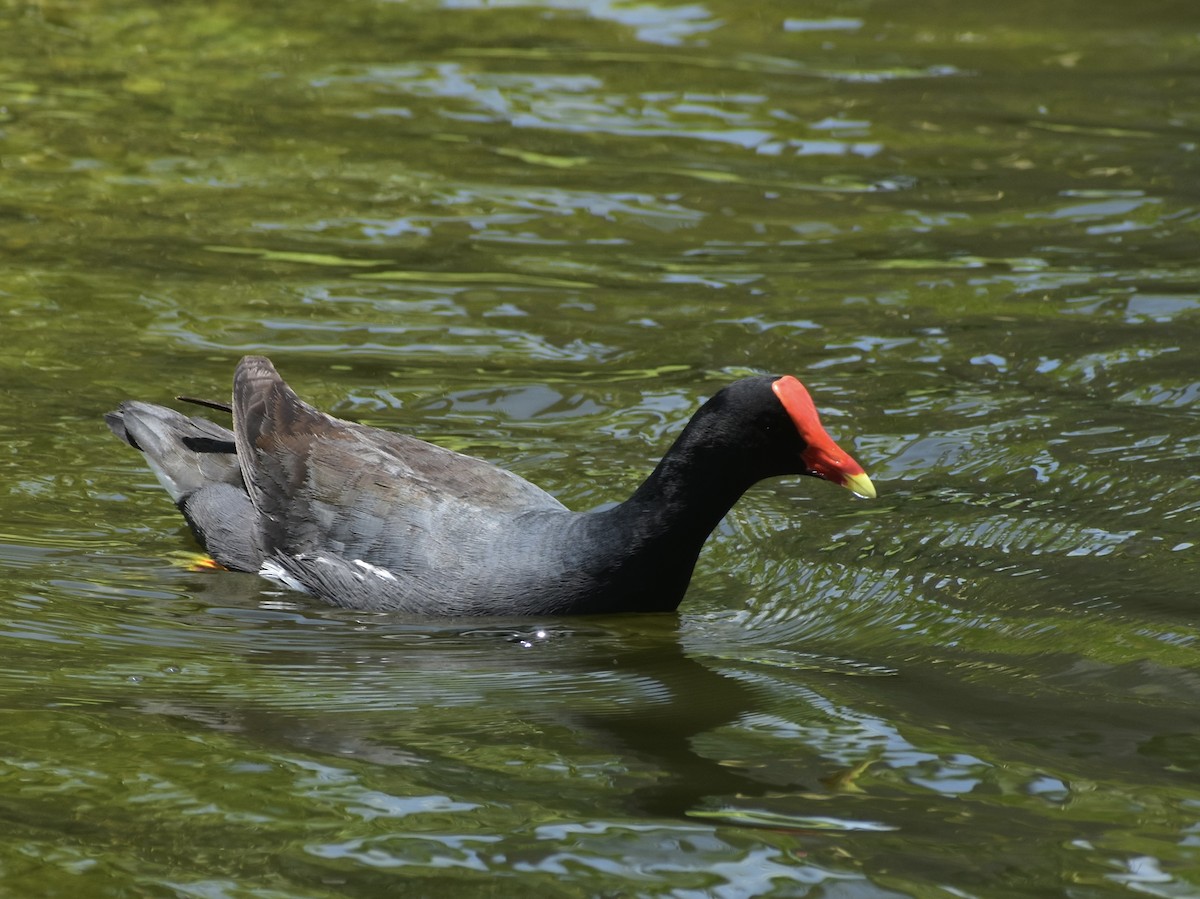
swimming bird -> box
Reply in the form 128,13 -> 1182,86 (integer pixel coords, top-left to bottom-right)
106,356 -> 874,615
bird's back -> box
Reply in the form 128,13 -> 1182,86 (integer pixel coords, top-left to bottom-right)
231,357 -> 574,610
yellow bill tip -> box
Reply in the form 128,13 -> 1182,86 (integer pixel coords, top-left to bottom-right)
843,471 -> 877,500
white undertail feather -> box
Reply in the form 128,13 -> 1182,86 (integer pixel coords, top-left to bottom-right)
141,455 -> 189,504
258,558 -> 311,594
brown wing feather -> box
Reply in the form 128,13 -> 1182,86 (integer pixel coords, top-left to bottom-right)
231,355 -> 566,568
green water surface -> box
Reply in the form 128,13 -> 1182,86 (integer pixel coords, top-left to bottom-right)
1,0 -> 1199,896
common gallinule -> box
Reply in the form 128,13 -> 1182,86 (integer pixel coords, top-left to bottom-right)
106,356 -> 874,615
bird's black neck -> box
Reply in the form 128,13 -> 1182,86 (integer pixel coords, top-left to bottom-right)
568,404 -> 772,612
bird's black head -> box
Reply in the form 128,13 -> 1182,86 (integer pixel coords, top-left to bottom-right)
696,375 -> 875,498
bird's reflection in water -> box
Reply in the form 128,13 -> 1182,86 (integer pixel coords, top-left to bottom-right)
132,570 -> 879,823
